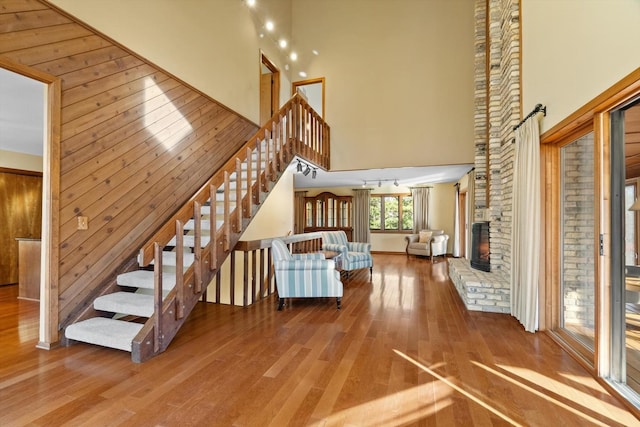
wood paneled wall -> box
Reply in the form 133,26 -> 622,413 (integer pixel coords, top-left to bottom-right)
0,0 -> 259,325
0,169 -> 43,285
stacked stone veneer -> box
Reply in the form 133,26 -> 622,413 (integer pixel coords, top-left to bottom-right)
453,0 -> 521,312
561,134 -> 596,329
449,259 -> 510,313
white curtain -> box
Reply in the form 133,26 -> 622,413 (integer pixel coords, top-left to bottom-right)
466,169 -> 475,259
511,116 -> 541,333
411,187 -> 430,233
453,184 -> 461,257
353,189 -> 371,243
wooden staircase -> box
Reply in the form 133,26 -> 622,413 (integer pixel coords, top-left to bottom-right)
64,94 -> 330,362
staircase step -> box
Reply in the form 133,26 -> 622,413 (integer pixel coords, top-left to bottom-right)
117,270 -> 176,291
200,205 -> 225,216
150,251 -> 195,267
65,317 -> 143,352
167,234 -> 211,248
184,219 -> 224,231
94,292 -> 155,317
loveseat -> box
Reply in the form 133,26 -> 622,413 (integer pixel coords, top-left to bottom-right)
405,229 -> 449,262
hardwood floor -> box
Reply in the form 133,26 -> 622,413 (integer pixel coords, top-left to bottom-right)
1,254 -> 639,426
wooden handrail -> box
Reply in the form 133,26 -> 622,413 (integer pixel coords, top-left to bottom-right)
131,93 -> 330,361
220,232 -> 326,307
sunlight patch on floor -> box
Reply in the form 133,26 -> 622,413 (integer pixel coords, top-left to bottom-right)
394,350 -> 523,426
308,382 -> 453,426
475,362 -> 629,426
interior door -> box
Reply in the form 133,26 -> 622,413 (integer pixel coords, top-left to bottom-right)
259,53 -> 279,125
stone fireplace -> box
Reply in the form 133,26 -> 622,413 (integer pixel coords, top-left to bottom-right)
471,221 -> 490,272
448,0 -> 520,314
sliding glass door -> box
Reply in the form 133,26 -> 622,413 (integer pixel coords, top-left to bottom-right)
559,132 -> 596,352
610,101 -> 640,399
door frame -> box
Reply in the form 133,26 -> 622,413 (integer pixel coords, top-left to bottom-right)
259,51 -> 280,124
541,67 -> 640,416
0,56 -> 61,349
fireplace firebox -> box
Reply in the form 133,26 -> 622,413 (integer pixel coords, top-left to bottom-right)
471,221 -> 490,272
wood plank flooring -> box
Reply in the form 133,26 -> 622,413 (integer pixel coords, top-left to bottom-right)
1,254 -> 639,426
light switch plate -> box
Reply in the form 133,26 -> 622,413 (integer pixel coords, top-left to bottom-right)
77,216 -> 88,230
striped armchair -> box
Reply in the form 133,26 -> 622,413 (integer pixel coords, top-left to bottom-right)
321,230 -> 373,279
271,239 -> 343,310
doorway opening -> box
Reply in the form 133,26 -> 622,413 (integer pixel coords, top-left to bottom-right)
259,52 -> 280,125
0,57 -> 61,350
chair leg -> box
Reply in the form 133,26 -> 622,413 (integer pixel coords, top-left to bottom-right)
277,298 -> 285,311
369,266 -> 373,281
336,297 -> 341,310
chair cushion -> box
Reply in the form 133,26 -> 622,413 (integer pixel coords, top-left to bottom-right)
419,230 -> 432,243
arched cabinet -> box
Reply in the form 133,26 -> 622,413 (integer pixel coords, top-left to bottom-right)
304,192 -> 353,241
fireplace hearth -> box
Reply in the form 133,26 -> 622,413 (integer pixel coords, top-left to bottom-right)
471,221 -> 490,272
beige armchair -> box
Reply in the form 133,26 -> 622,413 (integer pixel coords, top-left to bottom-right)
405,229 -> 449,262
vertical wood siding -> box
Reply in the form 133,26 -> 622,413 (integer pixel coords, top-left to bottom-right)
0,0 -> 259,323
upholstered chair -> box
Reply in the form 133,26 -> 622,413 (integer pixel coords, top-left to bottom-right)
321,230 -> 373,279
271,238 -> 343,310
405,229 -> 449,262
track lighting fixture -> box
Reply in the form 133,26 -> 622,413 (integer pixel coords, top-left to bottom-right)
294,159 -> 318,179
361,178 -> 401,188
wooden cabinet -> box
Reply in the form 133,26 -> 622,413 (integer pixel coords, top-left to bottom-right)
304,192 -> 353,240
16,238 -> 41,301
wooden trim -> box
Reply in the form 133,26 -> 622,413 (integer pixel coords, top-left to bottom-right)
0,55 -> 62,347
260,51 -> 280,118
0,167 -> 43,177
542,67 -> 640,415
541,67 -> 640,145
292,77 -> 325,119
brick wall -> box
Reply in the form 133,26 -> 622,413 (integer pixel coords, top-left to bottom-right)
451,0 -> 521,313
561,133 -> 596,329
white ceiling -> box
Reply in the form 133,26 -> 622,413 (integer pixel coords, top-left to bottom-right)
291,158 -> 472,189
0,67 -> 45,156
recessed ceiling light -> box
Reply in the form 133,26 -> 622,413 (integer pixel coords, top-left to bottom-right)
259,33 -> 264,38
299,71 -> 307,78
312,49 -> 319,55
246,0 -> 256,7
290,52 -> 298,61
279,39 -> 287,48
265,20 -> 274,31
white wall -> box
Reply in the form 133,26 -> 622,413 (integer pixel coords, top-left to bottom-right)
522,0 -> 640,132
212,170 -> 295,305
292,0 -> 476,171
50,0 -> 293,124
51,0 -> 475,172
0,149 -> 43,172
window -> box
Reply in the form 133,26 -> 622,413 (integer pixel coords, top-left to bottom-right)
369,194 -> 413,231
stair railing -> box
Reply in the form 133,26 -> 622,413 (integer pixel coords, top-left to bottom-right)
130,93 -> 330,361
225,232 -> 324,306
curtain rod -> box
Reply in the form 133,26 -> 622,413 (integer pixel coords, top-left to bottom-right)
513,103 -> 546,132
